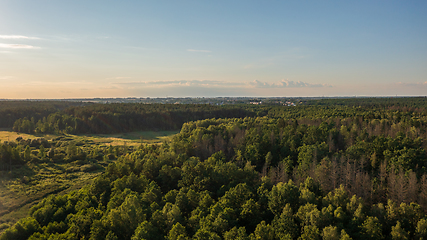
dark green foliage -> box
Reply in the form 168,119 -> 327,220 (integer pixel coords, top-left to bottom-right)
13,104 -> 256,134
0,217 -> 41,240
3,98 -> 427,239
0,100 -> 85,129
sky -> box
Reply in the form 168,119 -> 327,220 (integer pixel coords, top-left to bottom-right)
0,1 -> 426,99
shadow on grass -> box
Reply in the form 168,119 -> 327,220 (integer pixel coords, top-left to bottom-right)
75,130 -> 179,142
1,164 -> 36,180
1,129 -> 179,144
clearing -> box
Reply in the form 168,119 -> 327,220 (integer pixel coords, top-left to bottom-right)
0,129 -> 178,233
0,129 -> 179,145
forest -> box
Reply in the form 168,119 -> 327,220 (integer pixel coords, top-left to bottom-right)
0,101 -> 88,129
11,103 -> 256,134
1,97 -> 427,239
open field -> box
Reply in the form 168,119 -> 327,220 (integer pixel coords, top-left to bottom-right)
0,129 -> 178,233
0,130 -> 179,145
73,130 -> 179,145
0,129 -> 57,142
0,163 -> 103,232
0,160 -> 105,232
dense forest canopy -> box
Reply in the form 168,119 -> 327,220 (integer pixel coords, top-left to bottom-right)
0,101 -> 88,129
1,97 -> 427,239
9,97 -> 427,135
12,103 -> 256,134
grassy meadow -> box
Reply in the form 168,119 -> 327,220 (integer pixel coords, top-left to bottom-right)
74,130 -> 180,145
0,129 -> 178,233
0,129 -> 179,145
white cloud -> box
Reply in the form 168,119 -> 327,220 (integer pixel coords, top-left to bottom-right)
0,43 -> 40,49
249,79 -> 331,88
106,77 -> 132,80
113,79 -> 330,89
396,82 -> 427,87
118,80 -> 222,86
0,35 -> 40,40
115,80 -> 246,88
187,49 -> 211,53
0,76 -> 14,80
16,81 -> 94,87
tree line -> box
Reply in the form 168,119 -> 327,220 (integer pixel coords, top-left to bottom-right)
13,104 -> 256,134
0,101 -> 87,129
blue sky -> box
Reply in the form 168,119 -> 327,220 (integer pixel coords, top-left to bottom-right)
0,1 -> 426,98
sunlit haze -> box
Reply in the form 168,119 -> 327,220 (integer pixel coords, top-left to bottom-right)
1,1 -> 426,99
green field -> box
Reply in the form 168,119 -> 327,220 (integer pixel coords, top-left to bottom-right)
0,130 -> 178,145
0,130 -> 56,142
0,130 -> 178,233
73,130 -> 180,145
0,163 -> 103,232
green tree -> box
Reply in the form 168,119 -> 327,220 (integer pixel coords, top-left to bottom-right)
339,229 -> 352,240
360,216 -> 383,240
167,222 -> 188,240
223,227 -> 249,240
193,228 -> 221,240
272,204 -> 298,239
296,203 -> 322,228
415,218 -> 427,240
391,221 -> 409,240
253,221 -> 274,240
0,217 -> 41,240
24,145 -> 31,161
268,180 -> 300,214
131,221 -> 159,240
322,225 -> 339,240
299,225 -> 320,240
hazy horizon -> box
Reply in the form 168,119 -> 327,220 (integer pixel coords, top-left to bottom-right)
1,1 -> 426,99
